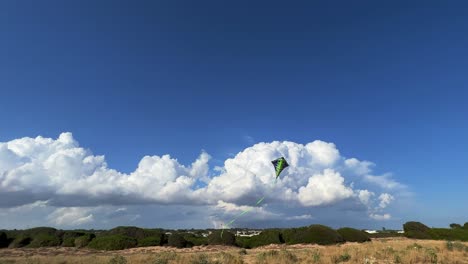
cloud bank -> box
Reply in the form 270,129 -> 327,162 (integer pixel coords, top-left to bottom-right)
0,133 -> 407,228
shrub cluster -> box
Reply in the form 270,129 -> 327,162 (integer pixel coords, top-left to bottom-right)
167,233 -> 188,248
337,227 -> 370,243
87,235 -> 137,250
207,230 -> 236,246
282,225 -> 344,245
74,233 -> 96,248
403,221 -> 432,239
0,232 -> 9,248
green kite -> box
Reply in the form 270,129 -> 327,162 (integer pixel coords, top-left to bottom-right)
220,157 -> 289,237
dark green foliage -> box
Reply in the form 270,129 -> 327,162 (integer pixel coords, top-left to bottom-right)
429,228 -> 468,241
403,221 -> 431,239
107,226 -> 163,240
28,234 -> 61,248
464,222 -> 468,229
61,237 -> 76,247
107,226 -> 166,247
0,232 -> 8,248
207,230 -> 236,246
59,231 -> 85,247
168,233 -> 188,248
182,233 -> 208,246
235,236 -> 252,249
137,236 -> 163,247
74,234 -> 96,248
337,228 -> 371,243
9,236 -> 32,248
450,223 -> 462,229
87,235 -> 137,250
248,229 -> 283,248
282,225 -> 344,245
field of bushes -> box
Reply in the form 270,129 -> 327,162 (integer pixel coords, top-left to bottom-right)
1,221 -> 467,251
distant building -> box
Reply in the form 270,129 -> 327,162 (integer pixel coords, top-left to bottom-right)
364,230 -> 378,234
235,230 -> 262,237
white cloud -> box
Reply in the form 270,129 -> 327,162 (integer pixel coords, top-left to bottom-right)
48,207 -> 94,226
286,214 -> 313,220
357,190 -> 375,206
369,213 -> 391,220
0,133 -> 405,227
297,169 -> 354,206
364,174 -> 406,190
378,193 -> 394,209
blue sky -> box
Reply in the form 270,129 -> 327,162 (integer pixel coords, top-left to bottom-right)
0,1 -> 467,230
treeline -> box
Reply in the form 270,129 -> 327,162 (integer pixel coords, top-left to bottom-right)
0,221 -> 466,251
0,225 -> 370,250
403,221 -> 468,241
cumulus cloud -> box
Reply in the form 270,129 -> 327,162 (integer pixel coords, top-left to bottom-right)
48,207 -> 94,226
378,193 -> 394,209
0,133 -> 405,227
297,169 -> 354,206
369,213 -> 391,220
286,214 -> 313,220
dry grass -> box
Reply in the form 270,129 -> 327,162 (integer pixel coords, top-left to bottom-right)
0,238 -> 467,264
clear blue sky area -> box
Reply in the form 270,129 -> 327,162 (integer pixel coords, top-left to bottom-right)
1,1 -> 467,227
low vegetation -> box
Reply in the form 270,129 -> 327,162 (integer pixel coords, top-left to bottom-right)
0,220 -> 467,252
87,235 -> 137,250
336,228 -> 370,243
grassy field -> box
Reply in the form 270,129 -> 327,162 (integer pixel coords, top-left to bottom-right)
0,238 -> 467,264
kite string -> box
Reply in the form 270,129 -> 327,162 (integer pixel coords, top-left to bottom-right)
220,171 -> 279,237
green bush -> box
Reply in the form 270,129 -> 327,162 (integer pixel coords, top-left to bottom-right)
248,229 -> 283,248
74,233 -> 96,248
429,228 -> 468,241
236,236 -> 252,249
58,231 -> 85,247
168,233 -> 188,248
107,226 -> 163,240
137,236 -> 163,247
403,221 -> 431,239
337,228 -> 370,243
182,233 -> 208,246
9,235 -> 32,248
28,234 -> 61,248
207,230 -> 236,246
88,235 -> 137,250
450,223 -> 462,229
0,232 -> 8,248
464,222 -> 468,229
282,225 -> 343,245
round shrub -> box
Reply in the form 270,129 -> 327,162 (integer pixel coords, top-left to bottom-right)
9,236 -> 32,248
283,225 -> 343,245
28,234 -> 61,248
207,230 -> 236,246
0,232 -> 9,248
0,232 -> 8,248
403,221 -> 431,239
74,233 -> 96,248
168,233 -> 188,248
137,236 -> 163,247
337,227 -> 371,243
249,230 -> 283,248
87,235 -> 137,250
182,233 -> 208,246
